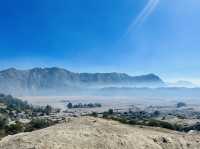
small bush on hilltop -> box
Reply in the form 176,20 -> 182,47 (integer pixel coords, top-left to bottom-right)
5,121 -> 24,135
25,118 -> 54,132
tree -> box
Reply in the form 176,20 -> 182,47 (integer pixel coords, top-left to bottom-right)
91,112 -> 98,117
177,102 -> 187,108
103,112 -> 109,118
44,105 -> 52,115
153,111 -> 160,117
94,103 -> 102,107
108,109 -> 114,115
67,102 -> 73,109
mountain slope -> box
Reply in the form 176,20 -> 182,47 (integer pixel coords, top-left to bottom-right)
0,67 -> 164,95
0,117 -> 199,149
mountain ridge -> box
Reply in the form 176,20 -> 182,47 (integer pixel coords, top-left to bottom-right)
0,67 -> 164,95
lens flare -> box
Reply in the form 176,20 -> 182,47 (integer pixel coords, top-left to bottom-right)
124,0 -> 159,37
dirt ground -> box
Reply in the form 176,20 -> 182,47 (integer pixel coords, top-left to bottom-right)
0,117 -> 200,149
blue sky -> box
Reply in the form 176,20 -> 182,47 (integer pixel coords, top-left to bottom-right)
0,0 -> 200,83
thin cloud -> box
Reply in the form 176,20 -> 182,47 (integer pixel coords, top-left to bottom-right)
124,0 -> 159,37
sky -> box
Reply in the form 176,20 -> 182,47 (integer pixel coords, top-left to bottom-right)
0,0 -> 200,83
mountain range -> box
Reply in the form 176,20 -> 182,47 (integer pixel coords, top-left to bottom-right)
0,67 -> 164,95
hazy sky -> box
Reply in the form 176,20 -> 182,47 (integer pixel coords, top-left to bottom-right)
0,0 -> 200,83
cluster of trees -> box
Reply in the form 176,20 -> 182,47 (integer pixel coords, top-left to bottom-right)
107,116 -> 183,131
98,109 -> 187,132
67,102 -> 102,109
182,122 -> 200,132
4,118 -> 55,135
0,94 -> 57,116
0,94 -> 31,112
25,118 -> 55,132
32,105 -> 55,116
0,94 -> 59,138
102,109 -> 114,118
0,115 -> 55,136
146,119 -> 183,131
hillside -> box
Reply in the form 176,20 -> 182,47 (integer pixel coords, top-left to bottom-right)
0,67 -> 164,95
0,117 -> 199,149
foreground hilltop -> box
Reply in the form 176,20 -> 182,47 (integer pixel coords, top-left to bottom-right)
0,117 -> 199,149
0,67 -> 164,95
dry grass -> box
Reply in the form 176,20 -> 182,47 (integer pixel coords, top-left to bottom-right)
0,117 -> 200,149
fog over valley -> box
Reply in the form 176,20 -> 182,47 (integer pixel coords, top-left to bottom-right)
0,67 -> 200,108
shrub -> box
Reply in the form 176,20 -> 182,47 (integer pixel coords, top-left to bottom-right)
5,121 -> 24,135
108,109 -> 114,115
147,119 -> 175,130
128,119 -> 137,125
25,118 -> 53,132
44,105 -> 53,115
103,112 -> 109,118
91,112 -> 98,117
67,102 -> 73,109
0,116 -> 8,129
177,102 -> 187,108
153,111 -> 160,117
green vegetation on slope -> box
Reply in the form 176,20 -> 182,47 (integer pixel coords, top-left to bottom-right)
0,94 -> 59,138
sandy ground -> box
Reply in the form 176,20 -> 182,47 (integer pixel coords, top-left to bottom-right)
0,117 -> 200,149
18,95 -> 178,110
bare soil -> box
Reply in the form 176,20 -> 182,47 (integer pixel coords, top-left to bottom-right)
0,117 -> 200,149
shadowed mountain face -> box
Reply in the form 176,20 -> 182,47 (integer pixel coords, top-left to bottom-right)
0,67 -> 164,95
